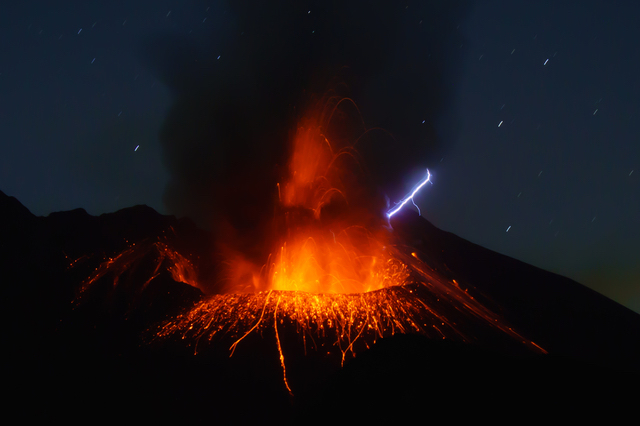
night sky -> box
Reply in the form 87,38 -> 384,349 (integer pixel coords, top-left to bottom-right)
1,1 -> 638,313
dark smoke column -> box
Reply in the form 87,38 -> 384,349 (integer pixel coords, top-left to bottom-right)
141,1 -> 469,232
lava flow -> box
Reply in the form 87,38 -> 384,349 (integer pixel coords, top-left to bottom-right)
77,96 -> 546,396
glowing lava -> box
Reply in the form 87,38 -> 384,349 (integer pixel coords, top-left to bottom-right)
155,243 -> 546,363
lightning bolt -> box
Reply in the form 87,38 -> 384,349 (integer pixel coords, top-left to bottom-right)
387,169 -> 432,218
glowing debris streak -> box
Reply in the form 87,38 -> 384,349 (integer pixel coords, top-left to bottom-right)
387,169 -> 432,218
76,240 -> 200,299
77,218 -> 547,395
273,294 -> 294,396
151,245 -> 547,380
155,284 -> 440,363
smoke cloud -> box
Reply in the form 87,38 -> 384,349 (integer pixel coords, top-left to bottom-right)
141,1 -> 469,242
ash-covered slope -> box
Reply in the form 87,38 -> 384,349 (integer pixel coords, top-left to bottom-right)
2,190 -> 638,421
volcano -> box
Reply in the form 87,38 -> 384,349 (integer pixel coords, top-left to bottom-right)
3,188 -> 638,422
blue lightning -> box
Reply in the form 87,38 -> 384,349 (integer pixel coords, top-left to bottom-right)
386,169 -> 432,218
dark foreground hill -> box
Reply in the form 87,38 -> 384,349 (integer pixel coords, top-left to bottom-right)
2,189 -> 638,422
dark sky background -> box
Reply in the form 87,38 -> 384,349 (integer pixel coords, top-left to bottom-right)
1,1 -> 638,313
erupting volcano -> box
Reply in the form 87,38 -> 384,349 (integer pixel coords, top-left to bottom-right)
71,97 -> 550,398
4,121 -> 639,420
5,1 -> 640,422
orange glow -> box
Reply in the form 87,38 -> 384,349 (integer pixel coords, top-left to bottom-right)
77,240 -> 200,299
253,227 -> 407,294
220,97 -> 392,296
155,244 -> 546,365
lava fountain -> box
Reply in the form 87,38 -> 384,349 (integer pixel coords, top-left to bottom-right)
77,96 -> 546,396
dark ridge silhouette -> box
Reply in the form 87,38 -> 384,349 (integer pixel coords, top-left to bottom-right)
2,190 -> 637,421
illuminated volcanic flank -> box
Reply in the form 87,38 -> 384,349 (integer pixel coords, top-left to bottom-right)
76,97 -> 546,395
